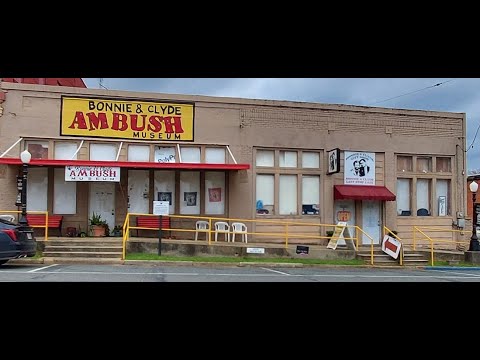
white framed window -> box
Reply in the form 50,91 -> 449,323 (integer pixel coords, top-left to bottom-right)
256,150 -> 274,167
205,148 -> 226,164
53,168 -> 76,214
416,179 -> 431,215
302,152 -> 320,168
256,174 -> 275,214
90,143 -> 117,161
180,171 -> 200,214
154,146 -> 176,163
279,175 -> 297,215
180,147 -> 201,163
302,176 -> 320,215
205,172 -> 225,214
128,145 -> 150,162
255,148 -> 322,216
396,179 -> 411,216
54,142 -> 78,160
436,179 -> 450,216
279,151 -> 297,168
397,154 -> 453,217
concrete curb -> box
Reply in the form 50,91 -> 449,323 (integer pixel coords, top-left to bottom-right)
6,258 -> 465,270
8,258 -> 44,265
423,266 -> 480,271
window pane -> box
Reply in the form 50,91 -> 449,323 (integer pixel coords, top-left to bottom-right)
436,179 -> 450,216
180,147 -> 201,163
279,175 -> 297,215
53,168 -> 76,214
302,176 -> 320,215
128,170 -> 149,214
55,142 -> 78,160
279,151 -> 297,168
256,150 -> 274,167
26,140 -> 48,159
205,148 -> 226,164
302,152 -> 319,168
256,174 -> 274,214
154,146 -> 176,163
436,157 -> 451,173
396,179 -> 411,215
90,143 -> 117,161
416,179 -> 431,215
180,171 -> 200,214
417,157 -> 432,172
397,156 -> 412,172
128,145 -> 150,162
154,170 -> 175,214
27,168 -> 48,211
205,172 -> 225,214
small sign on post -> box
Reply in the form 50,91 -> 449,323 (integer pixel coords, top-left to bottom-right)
153,201 -> 169,256
153,201 -> 169,216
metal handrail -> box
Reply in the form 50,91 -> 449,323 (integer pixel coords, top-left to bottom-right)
121,212 -> 362,260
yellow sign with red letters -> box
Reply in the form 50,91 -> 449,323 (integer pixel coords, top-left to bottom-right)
61,96 -> 194,141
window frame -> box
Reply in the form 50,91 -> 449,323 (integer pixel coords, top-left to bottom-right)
254,148 -> 323,218
396,154 -> 453,218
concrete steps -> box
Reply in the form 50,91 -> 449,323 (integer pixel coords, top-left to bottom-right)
43,239 -> 123,259
356,247 -> 430,266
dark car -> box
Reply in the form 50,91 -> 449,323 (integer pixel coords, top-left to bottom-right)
0,218 -> 37,266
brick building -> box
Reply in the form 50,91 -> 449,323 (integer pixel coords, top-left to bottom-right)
0,81 -> 468,245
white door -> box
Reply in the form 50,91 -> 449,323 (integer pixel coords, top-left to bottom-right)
128,170 -> 149,214
89,182 -> 115,230
362,201 -> 381,245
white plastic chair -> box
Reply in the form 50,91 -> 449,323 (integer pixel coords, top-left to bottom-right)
231,222 -> 248,243
214,222 -> 230,242
195,220 -> 210,241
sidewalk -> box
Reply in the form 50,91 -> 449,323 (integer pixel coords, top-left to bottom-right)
4,256 -> 435,269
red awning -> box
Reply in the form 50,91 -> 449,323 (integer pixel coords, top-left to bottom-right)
0,158 -> 250,170
334,185 -> 396,201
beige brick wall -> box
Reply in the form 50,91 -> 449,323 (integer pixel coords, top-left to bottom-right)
0,82 -> 466,243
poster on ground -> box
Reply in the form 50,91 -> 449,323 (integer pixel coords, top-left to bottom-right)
381,235 -> 402,259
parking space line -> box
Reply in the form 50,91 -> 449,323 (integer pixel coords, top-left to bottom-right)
28,264 -> 58,273
261,267 -> 291,276
426,269 -> 480,277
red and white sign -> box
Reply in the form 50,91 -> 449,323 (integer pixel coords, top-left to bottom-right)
65,166 -> 120,182
381,235 -> 402,259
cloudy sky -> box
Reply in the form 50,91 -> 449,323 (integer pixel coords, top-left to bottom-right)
82,78 -> 480,172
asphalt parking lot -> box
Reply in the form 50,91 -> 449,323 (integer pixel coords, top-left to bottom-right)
1,263 -> 480,282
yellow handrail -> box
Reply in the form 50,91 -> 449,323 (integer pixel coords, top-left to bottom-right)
353,226 -> 375,265
413,225 -> 470,266
121,212 -> 361,259
285,223 -> 289,249
414,227 -> 434,266
0,210 -> 50,240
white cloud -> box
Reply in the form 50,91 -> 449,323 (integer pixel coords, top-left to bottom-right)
82,78 -> 480,170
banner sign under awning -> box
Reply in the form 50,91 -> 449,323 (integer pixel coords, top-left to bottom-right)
65,166 -> 121,182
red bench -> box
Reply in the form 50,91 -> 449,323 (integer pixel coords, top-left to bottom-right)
26,214 -> 63,236
135,216 -> 171,237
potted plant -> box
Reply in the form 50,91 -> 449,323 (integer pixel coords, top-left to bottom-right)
89,212 -> 107,237
112,225 -> 122,237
